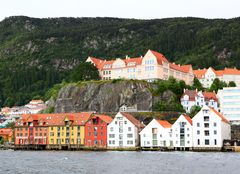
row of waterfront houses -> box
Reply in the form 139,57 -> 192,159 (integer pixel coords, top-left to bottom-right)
14,106 -> 230,151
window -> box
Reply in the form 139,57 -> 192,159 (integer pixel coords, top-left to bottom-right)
214,122 -> 217,127
88,132 -> 91,136
115,121 -> 117,125
204,116 -> 209,121
197,130 -> 200,135
50,132 -> 54,136
214,139 -> 217,145
66,132 -> 69,137
128,127 -> 131,131
36,127 -> 38,131
125,121 -> 127,124
77,126 -> 80,131
127,141 -> 133,145
51,127 -> 53,131
204,130 -> 209,136
110,127 -> 114,132
88,126 -> 91,130
205,139 -> 210,145
77,132 -> 80,137
204,123 -> 209,128
127,134 -> 133,138
197,139 -> 200,145
197,123 -> 200,127
214,130 -> 217,135
109,134 -> 115,138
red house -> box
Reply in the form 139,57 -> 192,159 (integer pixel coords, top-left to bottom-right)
85,114 -> 113,147
15,114 -> 48,146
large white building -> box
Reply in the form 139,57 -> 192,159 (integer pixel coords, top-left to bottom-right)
139,119 -> 172,148
194,67 -> 240,88
217,87 -> 240,124
107,112 -> 144,148
192,106 -> 231,150
87,49 -> 194,85
172,114 -> 193,150
181,89 -> 218,113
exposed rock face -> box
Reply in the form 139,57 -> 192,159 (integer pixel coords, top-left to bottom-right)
51,80 -> 174,113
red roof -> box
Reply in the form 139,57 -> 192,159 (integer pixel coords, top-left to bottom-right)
202,92 -> 218,102
211,108 -> 229,124
222,68 -> 240,75
156,120 -> 172,128
121,112 -> 145,129
183,115 -> 192,125
96,115 -> 113,124
193,69 -> 207,78
88,57 -> 104,69
149,50 -> 169,65
16,112 -> 93,126
124,57 -> 142,66
181,90 -> 198,101
170,63 -> 192,73
0,128 -> 13,136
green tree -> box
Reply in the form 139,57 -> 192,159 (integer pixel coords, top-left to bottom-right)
228,81 -> 236,87
193,77 -> 203,91
209,78 -> 227,92
189,105 -> 201,118
70,62 -> 100,82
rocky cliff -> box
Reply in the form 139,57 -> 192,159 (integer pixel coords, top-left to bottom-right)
47,80 -> 175,113
53,80 -> 152,113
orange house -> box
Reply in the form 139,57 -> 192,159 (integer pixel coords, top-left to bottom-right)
0,128 -> 13,143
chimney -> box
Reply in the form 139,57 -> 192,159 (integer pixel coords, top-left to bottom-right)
184,88 -> 186,93
196,88 -> 198,92
126,55 -> 129,59
173,62 -> 175,64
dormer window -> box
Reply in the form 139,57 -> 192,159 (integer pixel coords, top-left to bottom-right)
127,62 -> 136,66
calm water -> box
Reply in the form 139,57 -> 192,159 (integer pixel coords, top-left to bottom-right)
0,150 -> 239,174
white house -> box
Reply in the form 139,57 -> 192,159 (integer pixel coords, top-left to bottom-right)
181,89 -> 218,113
192,105 -> 231,150
172,114 -> 193,150
217,87 -> 240,124
139,119 -> 172,148
107,112 -> 144,148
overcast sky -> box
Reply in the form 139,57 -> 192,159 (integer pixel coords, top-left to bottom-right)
0,0 -> 239,21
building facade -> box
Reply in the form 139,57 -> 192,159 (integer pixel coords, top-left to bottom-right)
14,112 -> 93,148
85,115 -> 113,147
139,119 -> 172,148
0,128 -> 13,143
192,106 -> 231,150
181,89 -> 218,113
107,112 -> 144,148
172,115 -> 193,149
87,50 -> 194,85
194,67 -> 240,88
217,87 -> 240,124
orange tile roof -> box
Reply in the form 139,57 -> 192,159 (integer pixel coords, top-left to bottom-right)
169,63 -> 192,73
96,114 -> 113,124
0,128 -> 13,136
222,68 -> 240,75
211,108 -> 229,124
149,50 -> 169,65
124,57 -> 142,66
156,120 -> 172,128
202,92 -> 218,102
193,69 -> 207,78
121,112 -> 145,129
16,112 -> 93,126
88,57 -> 104,69
183,115 -> 192,125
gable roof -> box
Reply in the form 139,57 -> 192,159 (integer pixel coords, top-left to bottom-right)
149,50 -> 169,65
181,89 -> 198,101
121,112 -> 145,129
169,63 -> 192,73
156,120 -> 172,128
202,91 -> 218,102
96,115 -> 113,124
193,69 -> 207,78
183,115 -> 192,125
124,57 -> 142,66
211,108 -> 229,124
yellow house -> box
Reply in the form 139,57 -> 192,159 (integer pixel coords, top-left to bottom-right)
46,113 -> 93,146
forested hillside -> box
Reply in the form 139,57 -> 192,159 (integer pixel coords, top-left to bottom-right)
0,16 -> 239,106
